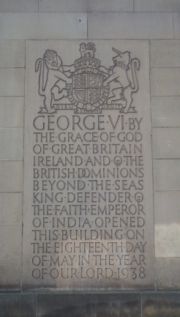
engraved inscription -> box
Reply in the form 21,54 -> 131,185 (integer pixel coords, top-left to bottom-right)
23,41 -> 153,288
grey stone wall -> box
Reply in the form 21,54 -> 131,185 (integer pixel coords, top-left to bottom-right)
0,0 -> 180,297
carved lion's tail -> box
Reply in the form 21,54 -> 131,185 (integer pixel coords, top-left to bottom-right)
130,58 -> 140,93
35,58 -> 46,96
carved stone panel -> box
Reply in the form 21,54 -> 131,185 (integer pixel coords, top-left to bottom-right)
23,40 -> 153,289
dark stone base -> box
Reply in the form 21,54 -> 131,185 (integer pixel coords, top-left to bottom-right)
0,292 -> 180,317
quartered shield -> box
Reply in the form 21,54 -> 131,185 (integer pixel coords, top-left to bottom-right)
69,68 -> 109,109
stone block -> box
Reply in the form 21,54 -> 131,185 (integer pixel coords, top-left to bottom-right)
151,40 -> 180,67
0,97 -> 24,127
154,191 -> 180,257
21,294 -> 36,317
0,225 -> 21,288
135,0 -> 180,12
39,0 -> 88,12
39,0 -> 133,12
0,69 -> 24,96
0,193 -> 22,224
87,0 -> 133,12
0,294 -> 36,316
173,13 -> 180,39
155,191 -> 180,224
0,13 -> 87,39
156,258 -> 180,289
37,294 -> 141,317
153,128 -> 180,158
151,97 -> 180,127
0,40 -> 25,67
151,68 -> 180,96
155,223 -> 180,257
154,159 -> 180,190
0,128 -> 23,160
0,161 -> 23,192
0,0 -> 38,12
142,293 -> 180,317
88,13 -> 173,39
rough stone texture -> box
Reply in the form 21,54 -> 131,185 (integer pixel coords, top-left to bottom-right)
0,225 -> 21,287
0,193 -> 22,224
37,294 -> 141,317
135,0 -> 180,12
154,160 -> 180,191
151,40 -> 180,67
0,161 -> 23,192
152,128 -> 180,158
151,97 -> 180,127
88,13 -> 173,39
156,258 -> 180,289
142,293 -> 180,317
0,69 -> 24,96
0,14 -> 87,39
0,294 -> 36,316
0,0 -> 38,12
0,40 -> 25,67
1,292 -> 180,316
0,128 -> 23,160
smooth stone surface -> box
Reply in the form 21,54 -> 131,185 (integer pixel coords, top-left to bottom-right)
0,14 -> 87,39
155,223 -> 180,257
173,13 -> 180,39
0,294 -> 36,316
151,97 -> 180,127
0,193 -> 22,224
152,128 -> 180,158
0,128 -> 23,160
0,97 -> 24,128
0,225 -> 21,288
151,68 -> 180,96
0,0 -> 38,12
39,0 -> 88,12
142,294 -> 180,317
0,40 -> 25,67
156,258 -> 180,289
0,69 -> 24,96
155,191 -> 180,257
87,0 -> 133,12
155,191 -> 180,224
88,13 -> 173,39
151,40 -> 180,67
135,0 -> 180,12
154,159 -> 180,190
37,294 -> 141,317
0,161 -> 23,192
39,0 -> 133,12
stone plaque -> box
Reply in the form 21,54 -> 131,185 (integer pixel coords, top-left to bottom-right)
23,41 -> 153,289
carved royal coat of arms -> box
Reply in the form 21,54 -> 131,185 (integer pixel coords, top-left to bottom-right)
35,42 -> 140,114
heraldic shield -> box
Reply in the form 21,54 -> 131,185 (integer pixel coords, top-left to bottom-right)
35,42 -> 140,114
69,68 -> 109,110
